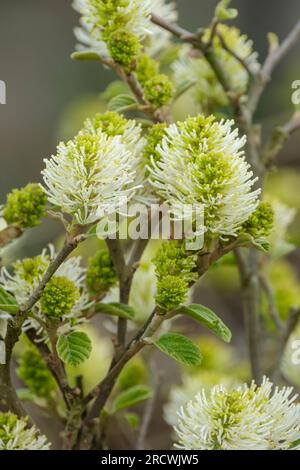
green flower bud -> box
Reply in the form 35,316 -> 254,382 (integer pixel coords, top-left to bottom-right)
107,29 -> 140,68
3,183 -> 47,229
156,275 -> 188,311
143,123 -> 167,172
13,255 -> 48,283
86,250 -> 117,296
143,74 -> 174,107
242,202 -> 274,239
136,53 -> 159,85
41,276 -> 79,319
17,347 -> 56,398
154,241 -> 197,284
84,111 -> 129,137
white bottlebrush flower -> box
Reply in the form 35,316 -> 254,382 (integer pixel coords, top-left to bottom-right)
174,377 -> 300,450
83,111 -> 144,156
83,111 -> 153,206
73,0 -> 152,54
173,47 -> 227,113
42,130 -> 138,225
0,245 -> 91,335
0,412 -> 50,450
164,371 -> 240,427
73,0 -> 177,59
148,115 -> 260,239
173,25 -> 259,112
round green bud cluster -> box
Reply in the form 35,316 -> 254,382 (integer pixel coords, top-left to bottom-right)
154,241 -> 197,285
156,274 -> 189,311
86,249 -> 118,297
143,123 -> 167,172
0,412 -> 49,450
143,74 -> 174,108
13,255 -> 48,283
107,29 -> 140,69
17,347 -> 56,398
41,276 -> 79,319
3,183 -> 47,229
242,202 -> 274,239
136,53 -> 159,85
84,111 -> 129,137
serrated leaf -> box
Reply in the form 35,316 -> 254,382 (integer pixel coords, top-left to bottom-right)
56,331 -> 92,367
153,333 -> 202,366
107,94 -> 138,112
176,304 -> 232,343
0,286 -> 19,314
173,79 -> 196,100
95,302 -> 135,320
111,385 -> 152,413
71,51 -> 102,61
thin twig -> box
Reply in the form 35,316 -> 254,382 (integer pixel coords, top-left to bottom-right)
235,249 -> 262,383
0,228 -> 86,418
137,360 -> 161,450
99,56 -> 166,123
26,328 -> 77,409
19,230 -> 87,315
259,273 -> 282,330
216,30 -> 253,77
0,316 -> 28,417
248,20 -> 300,115
262,113 -> 300,167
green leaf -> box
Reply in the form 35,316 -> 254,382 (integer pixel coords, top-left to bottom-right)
56,331 -> 92,367
111,385 -> 152,413
71,51 -> 102,61
173,79 -> 196,100
107,94 -> 138,113
237,233 -> 270,253
267,33 -> 279,52
153,333 -> 202,366
215,0 -> 238,21
0,286 -> 19,314
95,302 -> 135,320
124,412 -> 140,430
176,304 -> 232,343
